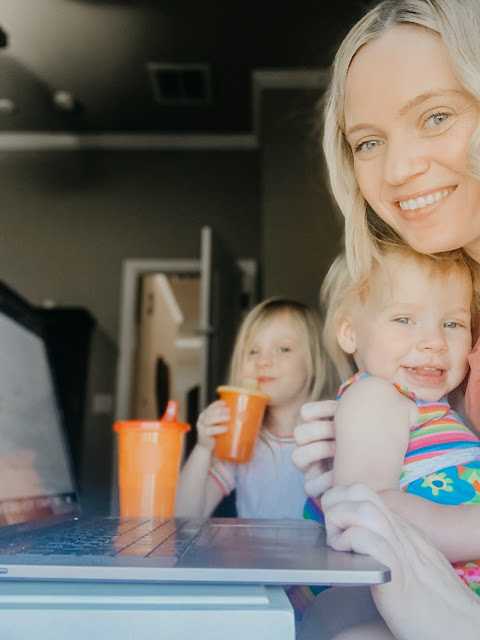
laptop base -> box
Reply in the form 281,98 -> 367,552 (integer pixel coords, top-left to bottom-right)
0,581 -> 295,640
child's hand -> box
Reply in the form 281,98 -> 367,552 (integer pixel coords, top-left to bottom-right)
196,400 -> 229,452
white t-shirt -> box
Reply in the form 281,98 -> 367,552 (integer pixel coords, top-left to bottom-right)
209,429 -> 307,519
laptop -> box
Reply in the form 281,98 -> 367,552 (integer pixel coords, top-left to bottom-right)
0,282 -> 390,587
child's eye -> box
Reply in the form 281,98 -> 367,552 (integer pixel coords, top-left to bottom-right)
444,321 -> 459,328
394,317 -> 411,325
248,348 -> 259,356
278,346 -> 291,353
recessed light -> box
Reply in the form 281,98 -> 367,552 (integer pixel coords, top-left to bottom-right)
0,98 -> 17,115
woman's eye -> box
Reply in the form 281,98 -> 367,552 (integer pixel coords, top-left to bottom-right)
354,139 -> 381,153
425,112 -> 449,127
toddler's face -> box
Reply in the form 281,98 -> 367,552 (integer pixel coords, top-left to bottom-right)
337,253 -> 473,401
242,312 -> 310,408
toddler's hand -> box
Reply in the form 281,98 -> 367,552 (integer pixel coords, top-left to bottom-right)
196,400 -> 229,452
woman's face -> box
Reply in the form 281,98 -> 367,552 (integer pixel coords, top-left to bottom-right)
344,25 -> 480,260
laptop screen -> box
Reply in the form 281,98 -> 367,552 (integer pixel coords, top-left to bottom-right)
0,287 -> 78,526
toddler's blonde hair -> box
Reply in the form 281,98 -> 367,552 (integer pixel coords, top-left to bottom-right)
322,242 -> 480,383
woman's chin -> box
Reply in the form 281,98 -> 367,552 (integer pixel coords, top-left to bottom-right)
400,233 -> 464,256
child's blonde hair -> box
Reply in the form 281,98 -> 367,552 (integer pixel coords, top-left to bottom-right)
228,297 -> 331,402
322,242 -> 480,383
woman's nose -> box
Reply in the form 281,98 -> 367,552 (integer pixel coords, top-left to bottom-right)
384,136 -> 430,186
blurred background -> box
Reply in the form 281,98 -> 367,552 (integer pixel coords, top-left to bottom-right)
0,0 -> 374,514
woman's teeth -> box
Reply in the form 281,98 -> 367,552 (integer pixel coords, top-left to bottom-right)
399,188 -> 454,211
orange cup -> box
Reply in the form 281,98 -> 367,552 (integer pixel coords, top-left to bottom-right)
113,400 -> 190,517
214,386 -> 270,463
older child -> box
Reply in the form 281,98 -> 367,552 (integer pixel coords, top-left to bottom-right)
175,297 -> 332,519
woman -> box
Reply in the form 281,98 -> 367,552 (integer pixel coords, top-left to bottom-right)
292,0 -> 480,635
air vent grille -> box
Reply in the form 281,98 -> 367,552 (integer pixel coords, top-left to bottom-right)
147,63 -> 211,105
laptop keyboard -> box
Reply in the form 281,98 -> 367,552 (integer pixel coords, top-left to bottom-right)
1,517 -> 198,558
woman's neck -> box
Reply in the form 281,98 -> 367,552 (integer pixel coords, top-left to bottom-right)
464,240 -> 480,265
263,399 -> 305,437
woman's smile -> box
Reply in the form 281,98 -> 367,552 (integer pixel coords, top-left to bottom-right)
397,186 -> 456,212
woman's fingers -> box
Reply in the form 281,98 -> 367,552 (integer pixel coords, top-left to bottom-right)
303,468 -> 333,497
330,524 -> 395,567
291,438 -> 336,471
292,403 -> 336,497
293,419 -> 336,446
300,400 -> 337,422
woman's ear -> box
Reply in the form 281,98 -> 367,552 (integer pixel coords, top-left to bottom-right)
336,317 -> 357,354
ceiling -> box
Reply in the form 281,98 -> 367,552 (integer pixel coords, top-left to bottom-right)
0,0 -> 373,134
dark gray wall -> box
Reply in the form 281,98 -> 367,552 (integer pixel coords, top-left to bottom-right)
261,89 -> 343,310
0,148 -> 260,341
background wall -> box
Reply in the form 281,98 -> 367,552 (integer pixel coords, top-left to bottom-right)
261,88 -> 343,310
0,148 -> 260,341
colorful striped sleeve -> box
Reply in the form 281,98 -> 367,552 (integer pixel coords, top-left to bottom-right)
209,461 -> 235,496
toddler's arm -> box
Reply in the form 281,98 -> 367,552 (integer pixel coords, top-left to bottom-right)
333,376 -> 414,491
334,377 -> 480,562
175,400 -> 229,517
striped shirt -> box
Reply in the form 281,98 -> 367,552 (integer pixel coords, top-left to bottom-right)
338,372 -> 480,487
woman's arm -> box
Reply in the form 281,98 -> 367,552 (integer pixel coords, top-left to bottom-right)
323,484 -> 480,640
380,489 -> 480,562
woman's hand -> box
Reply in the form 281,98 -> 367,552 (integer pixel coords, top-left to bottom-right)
322,483 -> 480,640
196,400 -> 229,451
292,400 -> 337,497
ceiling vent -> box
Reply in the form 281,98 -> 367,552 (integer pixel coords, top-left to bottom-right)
147,63 -> 211,105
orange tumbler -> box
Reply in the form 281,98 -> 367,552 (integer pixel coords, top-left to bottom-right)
113,400 -> 190,517
214,386 -> 270,463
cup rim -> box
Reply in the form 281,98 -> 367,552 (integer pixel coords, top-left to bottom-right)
216,385 -> 270,400
113,421 -> 191,433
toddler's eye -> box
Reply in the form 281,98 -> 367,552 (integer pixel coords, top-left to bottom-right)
248,348 -> 259,356
394,317 -> 411,325
278,346 -> 291,353
444,321 -> 459,328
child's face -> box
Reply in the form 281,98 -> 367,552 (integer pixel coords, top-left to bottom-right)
337,253 -> 473,401
243,312 -> 310,408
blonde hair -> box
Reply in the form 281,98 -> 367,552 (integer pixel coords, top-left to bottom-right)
322,242 -> 480,383
228,297 -> 331,403
320,0 -> 480,281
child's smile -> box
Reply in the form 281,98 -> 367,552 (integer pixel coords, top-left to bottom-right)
336,252 -> 473,401
243,312 -> 310,407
